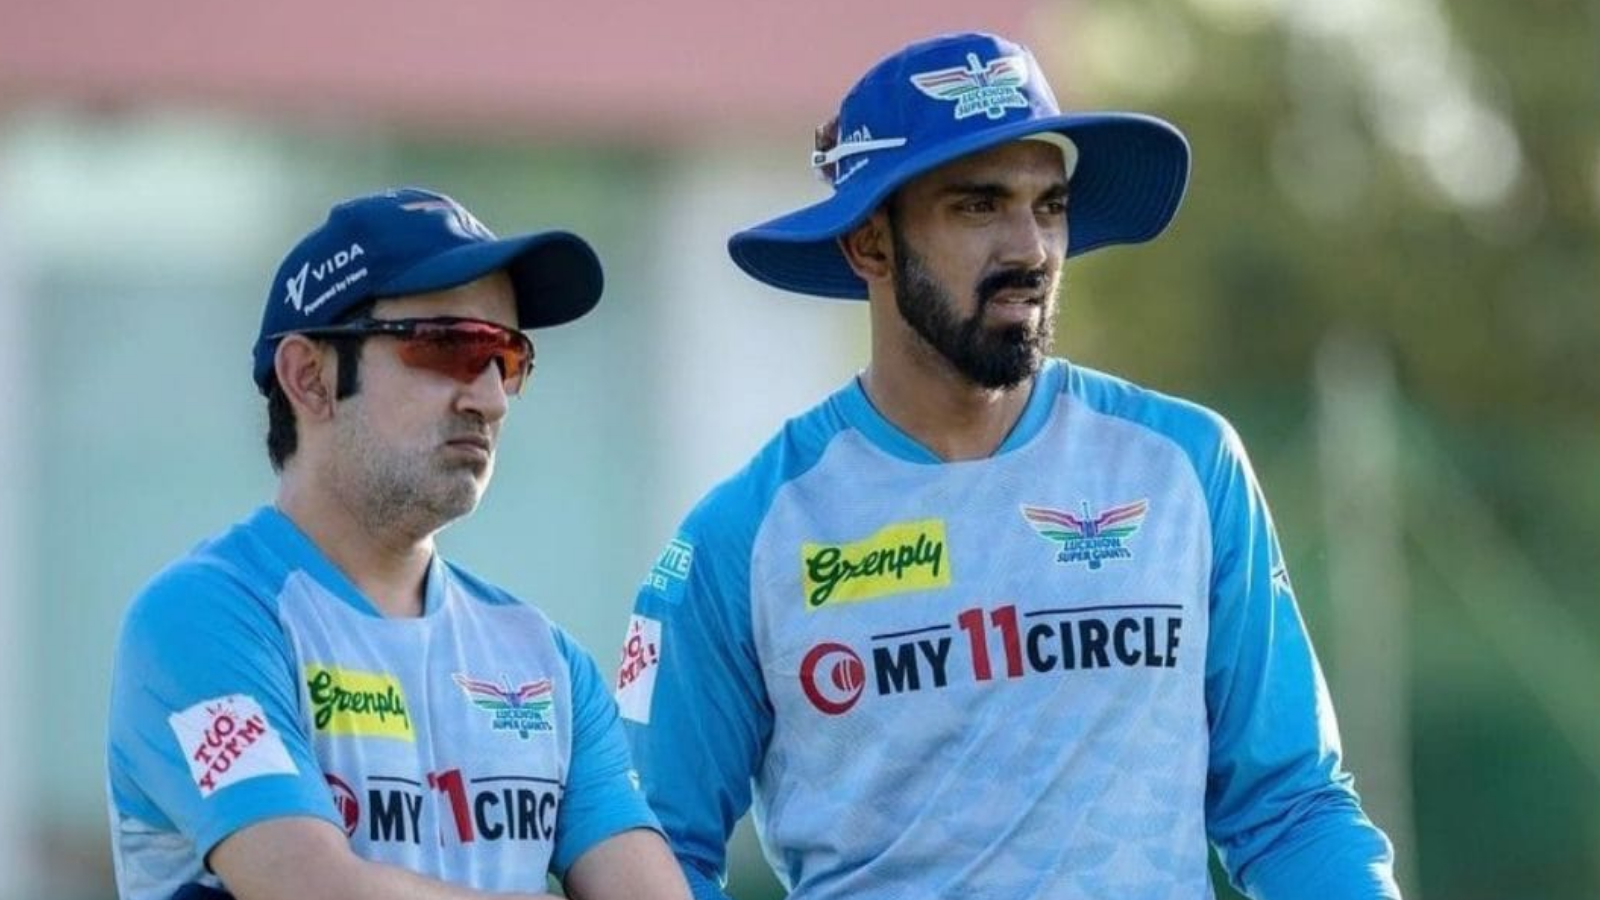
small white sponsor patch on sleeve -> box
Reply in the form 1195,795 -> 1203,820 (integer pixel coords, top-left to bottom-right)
643,537 -> 694,604
168,694 -> 298,797
615,615 -> 662,724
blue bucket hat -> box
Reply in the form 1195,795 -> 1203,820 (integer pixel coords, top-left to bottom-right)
252,187 -> 603,392
727,31 -> 1191,299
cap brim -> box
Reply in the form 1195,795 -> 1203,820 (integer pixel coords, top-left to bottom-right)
727,112 -> 1190,299
379,230 -> 603,328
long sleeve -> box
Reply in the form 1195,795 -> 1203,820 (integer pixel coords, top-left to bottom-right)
1202,425 -> 1402,900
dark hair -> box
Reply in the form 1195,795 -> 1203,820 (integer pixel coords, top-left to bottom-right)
813,114 -> 841,185
264,301 -> 377,471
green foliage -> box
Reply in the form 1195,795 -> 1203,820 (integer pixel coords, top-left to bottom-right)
1048,1 -> 1599,896
1059,0 -> 1599,424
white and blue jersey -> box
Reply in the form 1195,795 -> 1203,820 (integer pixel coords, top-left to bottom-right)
618,358 -> 1398,900
107,506 -> 657,900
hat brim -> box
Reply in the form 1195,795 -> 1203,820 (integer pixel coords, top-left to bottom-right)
727,112 -> 1190,299
379,230 -> 603,328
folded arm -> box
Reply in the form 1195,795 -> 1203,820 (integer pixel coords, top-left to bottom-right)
211,817 -> 557,900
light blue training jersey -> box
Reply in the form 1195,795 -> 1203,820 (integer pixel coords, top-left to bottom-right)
107,506 -> 657,899
618,358 -> 1399,900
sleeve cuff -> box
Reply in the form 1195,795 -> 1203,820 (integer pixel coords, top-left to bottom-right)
191,775 -> 343,867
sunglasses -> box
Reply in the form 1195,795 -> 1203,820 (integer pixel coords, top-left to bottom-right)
276,316 -> 535,395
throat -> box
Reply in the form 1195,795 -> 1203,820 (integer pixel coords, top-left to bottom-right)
276,477 -> 436,618
860,365 -> 1035,462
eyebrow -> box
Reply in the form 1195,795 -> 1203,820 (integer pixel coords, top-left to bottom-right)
938,180 -> 1070,202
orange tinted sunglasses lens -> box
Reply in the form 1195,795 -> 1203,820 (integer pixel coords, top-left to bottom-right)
394,321 -> 534,395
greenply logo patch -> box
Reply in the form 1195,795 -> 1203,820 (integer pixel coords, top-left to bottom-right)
305,666 -> 413,740
802,519 -> 950,610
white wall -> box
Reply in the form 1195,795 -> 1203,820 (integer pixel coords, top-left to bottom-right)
0,204 -> 36,900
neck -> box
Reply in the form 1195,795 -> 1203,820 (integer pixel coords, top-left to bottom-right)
276,471 -> 436,618
861,338 -> 1036,462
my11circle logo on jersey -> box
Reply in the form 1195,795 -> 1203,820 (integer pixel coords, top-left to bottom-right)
799,601 -> 1184,715
325,768 -> 560,846
800,643 -> 868,715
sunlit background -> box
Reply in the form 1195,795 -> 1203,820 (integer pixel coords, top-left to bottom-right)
1,1 -> 1596,898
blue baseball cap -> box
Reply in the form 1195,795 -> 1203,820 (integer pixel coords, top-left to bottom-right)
252,187 -> 603,392
727,31 -> 1191,299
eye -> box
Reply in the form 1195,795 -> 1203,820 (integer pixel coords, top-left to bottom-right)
955,196 -> 997,214
1038,197 -> 1069,217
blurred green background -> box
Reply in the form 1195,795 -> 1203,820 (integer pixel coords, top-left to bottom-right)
0,0 -> 1596,898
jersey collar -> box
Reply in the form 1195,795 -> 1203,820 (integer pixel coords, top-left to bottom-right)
251,505 -> 450,618
834,357 -> 1066,464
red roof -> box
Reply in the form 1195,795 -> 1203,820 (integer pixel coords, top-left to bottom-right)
0,0 -> 1042,139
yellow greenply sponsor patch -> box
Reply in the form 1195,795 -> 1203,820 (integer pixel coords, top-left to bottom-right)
803,519 -> 950,610
305,666 -> 414,740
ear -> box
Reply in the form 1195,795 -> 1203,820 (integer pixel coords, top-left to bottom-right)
838,208 -> 894,285
273,336 -> 338,423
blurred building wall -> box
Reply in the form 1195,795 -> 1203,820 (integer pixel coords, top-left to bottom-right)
0,111 -> 844,898
0,0 -> 1037,137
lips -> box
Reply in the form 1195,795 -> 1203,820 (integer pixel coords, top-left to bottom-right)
982,288 -> 1045,314
979,277 -> 1048,309
445,433 -> 493,454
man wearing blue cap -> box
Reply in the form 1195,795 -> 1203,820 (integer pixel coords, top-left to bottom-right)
619,32 -> 1400,900
106,189 -> 690,900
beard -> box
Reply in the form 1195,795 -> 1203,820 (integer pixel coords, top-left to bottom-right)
329,400 -> 491,541
890,223 -> 1058,390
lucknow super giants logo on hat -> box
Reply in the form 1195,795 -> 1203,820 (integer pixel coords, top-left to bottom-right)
911,52 -> 1031,120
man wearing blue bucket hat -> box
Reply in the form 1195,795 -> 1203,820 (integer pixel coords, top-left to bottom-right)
107,189 -> 690,900
617,32 -> 1400,900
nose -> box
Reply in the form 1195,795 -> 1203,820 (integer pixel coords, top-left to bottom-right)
998,208 -> 1061,271
456,360 -> 510,424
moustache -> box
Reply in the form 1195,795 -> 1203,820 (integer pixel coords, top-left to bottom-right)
976,268 -> 1052,307
445,415 -> 493,445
